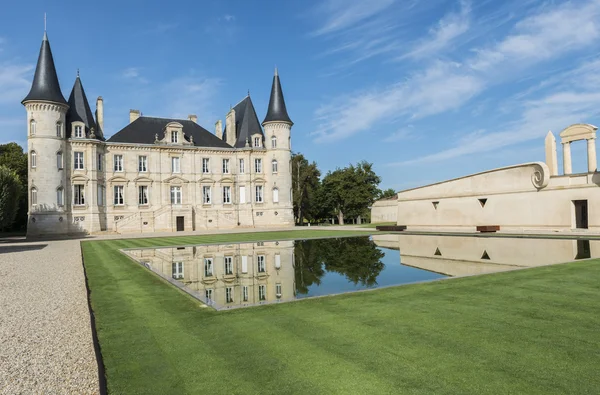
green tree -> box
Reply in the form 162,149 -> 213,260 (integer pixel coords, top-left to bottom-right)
0,143 -> 28,231
0,165 -> 22,231
378,188 -> 397,199
291,153 -> 321,224
320,161 -> 381,224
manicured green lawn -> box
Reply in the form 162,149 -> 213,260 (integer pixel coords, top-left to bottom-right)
360,221 -> 396,228
82,229 -> 600,394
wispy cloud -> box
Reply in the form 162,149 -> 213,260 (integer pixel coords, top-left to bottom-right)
0,63 -> 34,104
387,57 -> 600,167
383,126 -> 416,142
120,67 -> 149,84
312,61 -> 483,142
400,0 -> 471,60
310,0 -> 395,36
220,14 -> 235,22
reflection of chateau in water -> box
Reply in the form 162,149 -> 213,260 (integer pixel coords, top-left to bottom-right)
372,234 -> 599,276
127,241 -> 295,309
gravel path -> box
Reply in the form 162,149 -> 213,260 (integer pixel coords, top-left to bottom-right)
0,239 -> 99,394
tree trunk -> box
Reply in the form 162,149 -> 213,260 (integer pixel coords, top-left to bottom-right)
338,210 -> 344,225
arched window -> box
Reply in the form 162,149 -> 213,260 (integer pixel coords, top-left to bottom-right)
57,151 -> 63,170
30,120 -> 36,136
74,125 -> 83,138
30,151 -> 37,168
271,136 -> 277,148
57,187 -> 64,206
31,187 -> 37,206
56,122 -> 62,137
272,188 -> 279,203
272,159 -> 278,173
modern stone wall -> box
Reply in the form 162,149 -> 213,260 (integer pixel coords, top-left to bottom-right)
371,198 -> 398,223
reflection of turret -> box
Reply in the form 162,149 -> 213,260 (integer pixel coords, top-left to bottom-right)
134,241 -> 295,309
372,234 -> 599,276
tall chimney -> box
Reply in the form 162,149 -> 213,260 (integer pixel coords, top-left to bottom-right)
188,114 -> 197,123
225,109 -> 236,147
96,96 -> 104,134
129,109 -> 141,124
215,120 -> 223,139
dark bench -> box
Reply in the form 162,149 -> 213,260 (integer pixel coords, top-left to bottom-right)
476,225 -> 500,233
376,225 -> 407,231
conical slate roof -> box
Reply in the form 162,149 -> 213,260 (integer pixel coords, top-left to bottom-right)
262,68 -> 292,125
66,75 -> 101,139
22,33 -> 67,105
223,95 -> 265,148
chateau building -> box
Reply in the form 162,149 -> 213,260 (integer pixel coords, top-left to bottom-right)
23,32 -> 295,236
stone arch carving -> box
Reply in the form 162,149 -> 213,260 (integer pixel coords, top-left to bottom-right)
559,123 -> 598,174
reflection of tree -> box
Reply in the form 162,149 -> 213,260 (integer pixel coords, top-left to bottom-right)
294,237 -> 385,294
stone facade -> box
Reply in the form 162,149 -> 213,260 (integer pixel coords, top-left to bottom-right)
373,124 -> 600,232
23,33 -> 294,237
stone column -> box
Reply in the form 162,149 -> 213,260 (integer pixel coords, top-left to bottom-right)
587,138 -> 597,172
545,131 -> 558,176
563,142 -> 572,175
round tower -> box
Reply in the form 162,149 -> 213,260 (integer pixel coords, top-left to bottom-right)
262,68 -> 294,226
22,31 -> 69,236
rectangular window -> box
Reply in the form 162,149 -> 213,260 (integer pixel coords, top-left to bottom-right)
273,188 -> 279,203
205,289 -> 213,302
222,158 -> 230,174
172,262 -> 184,279
253,137 -> 261,147
259,285 -> 266,301
97,154 -> 103,171
204,258 -> 213,277
171,157 -> 180,173
75,125 -> 83,138
271,136 -> 277,148
276,283 -> 282,298
241,255 -> 248,273
114,185 -> 124,205
74,152 -> 84,170
74,184 -> 85,205
57,188 -> 63,206
97,185 -> 104,206
224,256 -> 233,275
272,160 -> 278,173
257,255 -> 265,273
57,152 -> 63,170
56,122 -> 62,137
170,186 -> 182,204
139,186 -> 149,205
31,152 -> 36,168
255,185 -> 263,203
114,154 -> 123,172
243,286 -> 248,302
202,158 -> 210,173
275,254 -> 281,269
239,159 -> 245,173
138,156 -> 147,172
254,158 -> 262,173
226,287 -> 233,303
223,186 -> 231,204
239,186 -> 246,204
203,186 -> 211,204
171,131 -> 179,143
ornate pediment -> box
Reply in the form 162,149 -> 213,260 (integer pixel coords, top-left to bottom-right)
107,175 -> 129,183
219,177 -> 234,184
198,177 -> 215,184
164,175 -> 189,184
134,176 -> 153,183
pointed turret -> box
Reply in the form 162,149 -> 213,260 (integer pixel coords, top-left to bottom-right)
262,68 -> 293,125
22,32 -> 67,105
66,74 -> 99,139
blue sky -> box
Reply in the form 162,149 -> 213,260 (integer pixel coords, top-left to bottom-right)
2,0 -> 600,190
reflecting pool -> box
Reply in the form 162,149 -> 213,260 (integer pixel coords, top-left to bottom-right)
122,235 -> 599,310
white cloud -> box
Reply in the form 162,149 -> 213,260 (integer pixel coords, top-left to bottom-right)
387,57 -> 600,167
222,14 -> 235,22
383,126 -> 416,142
121,67 -> 148,84
0,63 -> 34,104
469,0 -> 600,71
311,0 -> 395,36
401,0 -> 471,60
312,61 -> 483,142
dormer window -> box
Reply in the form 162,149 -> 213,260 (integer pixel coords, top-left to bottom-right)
56,122 -> 63,138
253,137 -> 261,147
30,120 -> 36,136
74,125 -> 83,138
171,131 -> 179,143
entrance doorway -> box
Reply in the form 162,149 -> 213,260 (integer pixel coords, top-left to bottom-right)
176,216 -> 185,232
573,200 -> 588,229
